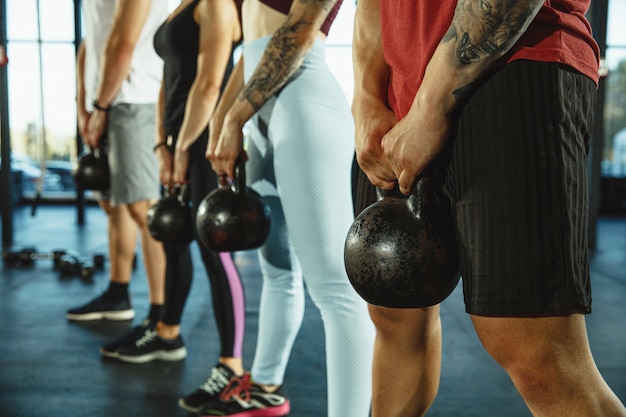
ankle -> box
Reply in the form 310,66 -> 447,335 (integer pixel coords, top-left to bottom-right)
256,383 -> 280,393
156,322 -> 179,340
219,358 -> 244,376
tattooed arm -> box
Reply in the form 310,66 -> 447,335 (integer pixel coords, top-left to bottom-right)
208,0 -> 338,179
382,0 -> 543,194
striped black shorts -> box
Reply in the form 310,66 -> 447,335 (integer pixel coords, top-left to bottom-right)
445,60 -> 595,316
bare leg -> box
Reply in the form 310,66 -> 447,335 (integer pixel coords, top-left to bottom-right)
472,314 -> 626,417
127,199 -> 165,306
369,304 -> 442,417
99,200 -> 136,285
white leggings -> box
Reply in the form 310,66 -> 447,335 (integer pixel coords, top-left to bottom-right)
244,37 -> 375,417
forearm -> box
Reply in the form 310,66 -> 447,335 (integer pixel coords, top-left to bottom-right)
231,0 -> 337,126
351,0 -> 390,129
93,0 -> 153,107
155,81 -> 167,147
93,41 -> 134,108
416,0 -> 543,118
177,83 -> 222,151
76,41 -> 88,115
213,57 -> 245,128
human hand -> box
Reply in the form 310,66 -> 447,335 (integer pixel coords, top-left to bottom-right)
156,147 -> 174,187
381,102 -> 450,195
172,146 -> 190,185
206,113 -> 246,180
77,110 -> 91,143
354,104 -> 398,190
84,110 -> 107,149
206,116 -> 223,163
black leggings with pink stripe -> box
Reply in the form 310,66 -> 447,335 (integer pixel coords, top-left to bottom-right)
161,130 -> 245,359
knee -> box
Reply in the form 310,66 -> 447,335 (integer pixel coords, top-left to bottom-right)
369,305 -> 440,341
471,316 -> 571,405
127,200 -> 154,227
98,200 -> 113,216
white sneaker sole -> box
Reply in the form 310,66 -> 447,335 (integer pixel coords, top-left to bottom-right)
66,309 -> 135,321
115,346 -> 188,364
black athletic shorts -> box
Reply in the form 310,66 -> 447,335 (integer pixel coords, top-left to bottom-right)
353,60 -> 596,317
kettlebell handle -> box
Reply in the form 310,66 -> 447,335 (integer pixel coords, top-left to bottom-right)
217,156 -> 247,196
374,164 -> 441,199
165,184 -> 189,206
374,169 -> 442,218
234,157 -> 246,195
375,184 -> 403,200
90,146 -> 103,159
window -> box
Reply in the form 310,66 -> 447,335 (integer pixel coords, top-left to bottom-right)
326,1 -> 356,103
6,0 -> 79,199
602,1 -> 626,177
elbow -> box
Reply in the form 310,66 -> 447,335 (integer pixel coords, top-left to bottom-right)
195,81 -> 222,101
103,39 -> 136,64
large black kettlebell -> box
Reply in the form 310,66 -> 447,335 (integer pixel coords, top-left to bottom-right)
344,174 -> 460,308
72,147 -> 110,191
147,184 -> 194,244
196,159 -> 271,252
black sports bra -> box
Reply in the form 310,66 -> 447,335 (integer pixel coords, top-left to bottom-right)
258,0 -> 343,36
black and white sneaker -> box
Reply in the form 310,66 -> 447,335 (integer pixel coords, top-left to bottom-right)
66,292 -> 134,321
198,373 -> 290,417
100,318 -> 157,358
114,329 -> 187,364
178,364 -> 236,413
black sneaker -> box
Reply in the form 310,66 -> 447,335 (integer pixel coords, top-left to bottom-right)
198,373 -> 290,417
100,318 -> 157,358
114,328 -> 187,364
66,292 -> 134,321
178,363 -> 237,413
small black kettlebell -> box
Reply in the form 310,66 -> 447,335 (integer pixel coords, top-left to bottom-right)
147,184 -> 194,244
344,174 -> 460,308
72,147 -> 110,191
196,158 -> 271,252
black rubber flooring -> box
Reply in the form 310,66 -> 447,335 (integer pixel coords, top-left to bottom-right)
0,203 -> 624,417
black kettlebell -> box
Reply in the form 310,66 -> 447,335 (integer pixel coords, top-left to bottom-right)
196,158 -> 271,252
344,174 -> 460,308
72,147 -> 110,191
147,184 -> 194,244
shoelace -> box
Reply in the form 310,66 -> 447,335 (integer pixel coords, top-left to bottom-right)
201,367 -> 231,395
220,373 -> 253,402
134,329 -> 158,347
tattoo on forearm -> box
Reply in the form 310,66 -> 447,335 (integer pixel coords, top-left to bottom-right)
442,0 -> 542,102
240,0 -> 336,111
241,20 -> 309,110
448,0 -> 542,65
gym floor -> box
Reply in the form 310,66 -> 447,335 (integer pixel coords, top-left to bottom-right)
0,203 -> 624,417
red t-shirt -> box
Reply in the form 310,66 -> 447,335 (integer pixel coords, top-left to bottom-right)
380,1 -> 600,119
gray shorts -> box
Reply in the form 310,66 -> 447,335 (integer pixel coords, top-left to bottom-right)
99,103 -> 160,206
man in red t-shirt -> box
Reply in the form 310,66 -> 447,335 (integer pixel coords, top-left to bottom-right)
352,0 -> 626,415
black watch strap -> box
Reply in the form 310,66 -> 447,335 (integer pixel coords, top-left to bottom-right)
92,100 -> 111,112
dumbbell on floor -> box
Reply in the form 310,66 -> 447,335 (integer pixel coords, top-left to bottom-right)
2,246 -> 67,268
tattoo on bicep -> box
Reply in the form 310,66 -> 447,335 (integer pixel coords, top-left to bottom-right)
450,0 -> 541,65
240,20 -> 310,111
